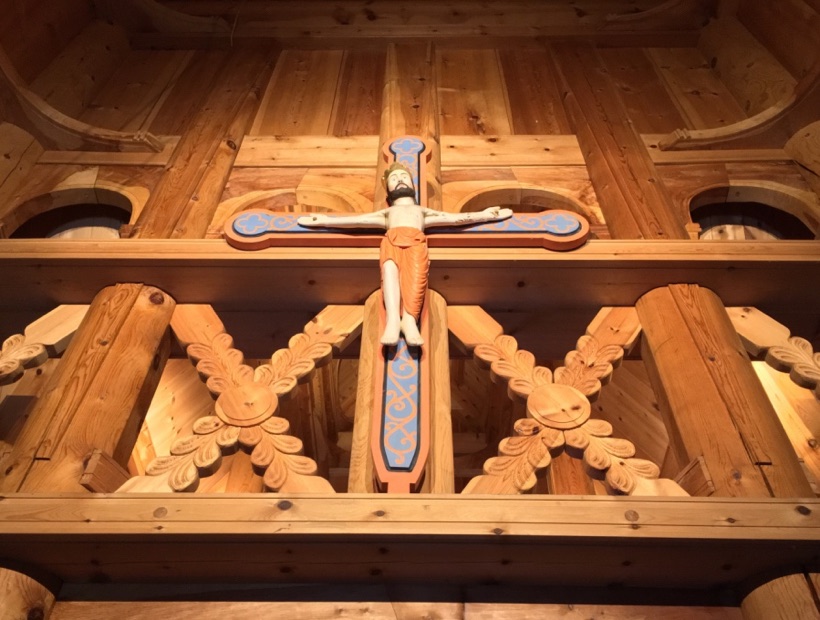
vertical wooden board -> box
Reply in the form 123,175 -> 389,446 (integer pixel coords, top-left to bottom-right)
598,48 -> 687,134
498,47 -> 570,135
382,43 -> 437,139
591,360 -> 669,467
698,18 -> 796,117
79,50 -> 194,132
147,50 -> 227,135
428,290 -> 454,493
331,50 -> 385,136
348,292 -> 381,492
252,50 -> 344,136
548,451 -> 596,495
0,0 -> 94,82
646,47 -> 747,130
755,362 -> 820,490
29,20 -> 129,119
437,49 -> 512,136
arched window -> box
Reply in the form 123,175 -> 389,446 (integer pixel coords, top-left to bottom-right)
10,203 -> 131,239
689,186 -> 817,240
692,201 -> 815,240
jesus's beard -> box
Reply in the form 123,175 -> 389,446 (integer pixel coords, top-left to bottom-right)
386,185 -> 417,205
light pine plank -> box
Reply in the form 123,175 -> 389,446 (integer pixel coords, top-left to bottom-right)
646,47 -> 747,130
498,47 -> 570,135
437,49 -> 512,136
252,50 -> 344,136
331,49 -> 385,136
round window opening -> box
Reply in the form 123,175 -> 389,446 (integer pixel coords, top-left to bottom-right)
11,203 -> 130,239
692,201 -> 814,240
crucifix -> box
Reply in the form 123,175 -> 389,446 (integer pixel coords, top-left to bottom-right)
225,135 -> 590,492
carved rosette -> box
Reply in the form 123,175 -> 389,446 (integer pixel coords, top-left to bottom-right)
464,334 -> 666,495
146,322 -> 338,492
0,334 -> 48,386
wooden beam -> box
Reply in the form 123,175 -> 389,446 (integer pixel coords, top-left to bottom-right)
0,494 -> 817,587
636,285 -> 813,497
131,48 -> 274,238
126,1 -> 707,45
551,43 -> 689,240
0,240 -> 817,314
0,284 -> 174,493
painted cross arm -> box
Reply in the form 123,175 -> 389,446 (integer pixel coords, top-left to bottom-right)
225,210 -> 590,252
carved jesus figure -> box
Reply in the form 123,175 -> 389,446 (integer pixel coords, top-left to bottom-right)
298,163 -> 513,346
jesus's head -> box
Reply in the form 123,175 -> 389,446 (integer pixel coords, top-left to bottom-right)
383,163 -> 417,205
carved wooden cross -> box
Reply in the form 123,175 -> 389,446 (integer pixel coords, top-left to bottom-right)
224,136 -> 590,493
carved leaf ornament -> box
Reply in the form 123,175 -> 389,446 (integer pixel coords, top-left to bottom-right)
464,333 -> 664,495
146,321 -> 338,492
0,334 -> 48,386
766,336 -> 820,398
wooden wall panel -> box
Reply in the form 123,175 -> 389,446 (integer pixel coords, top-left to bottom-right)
739,0 -> 820,79
147,50 -> 227,136
0,0 -> 94,82
498,47 -> 570,135
29,20 -> 129,120
599,48 -> 687,134
331,50 -> 385,136
646,47 -> 747,130
252,50 -> 344,136
698,17 -> 796,117
79,51 -> 194,133
437,49 -> 511,136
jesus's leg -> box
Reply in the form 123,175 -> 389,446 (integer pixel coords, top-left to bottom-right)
401,310 -> 423,347
381,260 -> 401,346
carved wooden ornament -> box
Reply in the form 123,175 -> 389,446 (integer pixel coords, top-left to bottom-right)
463,333 -> 678,495
145,315 -> 338,492
0,334 -> 48,386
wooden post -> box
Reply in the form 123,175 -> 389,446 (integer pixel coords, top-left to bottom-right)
0,284 -> 174,493
378,43 -> 441,210
551,43 -> 688,240
742,573 -> 820,620
637,284 -> 813,498
0,566 -> 57,620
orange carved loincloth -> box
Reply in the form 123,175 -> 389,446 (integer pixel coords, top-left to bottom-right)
380,227 -> 429,320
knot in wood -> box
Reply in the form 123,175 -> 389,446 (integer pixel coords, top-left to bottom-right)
149,291 -> 165,305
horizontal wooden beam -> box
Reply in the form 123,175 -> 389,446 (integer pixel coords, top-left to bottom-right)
0,240 -> 817,314
0,494 -> 817,587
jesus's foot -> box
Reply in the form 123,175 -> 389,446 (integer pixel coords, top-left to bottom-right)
401,314 -> 424,347
381,318 -> 400,346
